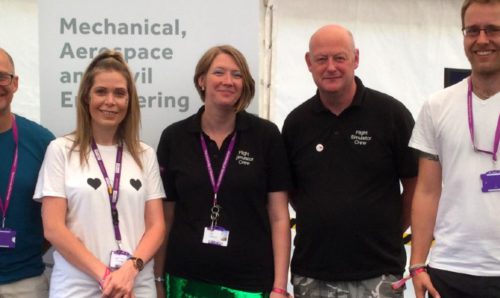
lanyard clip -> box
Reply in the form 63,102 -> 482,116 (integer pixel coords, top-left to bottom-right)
210,204 -> 221,229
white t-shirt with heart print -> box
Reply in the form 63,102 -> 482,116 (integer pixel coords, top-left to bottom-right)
34,136 -> 165,297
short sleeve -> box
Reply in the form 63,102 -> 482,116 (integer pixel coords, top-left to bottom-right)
142,145 -> 166,201
392,102 -> 418,179
410,100 -> 438,156
265,123 -> 293,192
156,127 -> 176,202
33,138 -> 68,201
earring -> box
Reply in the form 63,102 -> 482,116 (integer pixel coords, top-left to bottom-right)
201,86 -> 205,91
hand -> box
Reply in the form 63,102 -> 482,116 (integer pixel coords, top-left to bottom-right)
412,271 -> 440,298
101,261 -> 138,298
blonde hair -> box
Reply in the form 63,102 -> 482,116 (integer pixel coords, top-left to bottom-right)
193,45 -> 255,112
71,50 -> 143,168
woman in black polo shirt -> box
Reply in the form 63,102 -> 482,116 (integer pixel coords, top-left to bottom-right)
155,45 -> 292,298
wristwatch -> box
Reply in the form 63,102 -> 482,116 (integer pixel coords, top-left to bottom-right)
129,256 -> 144,272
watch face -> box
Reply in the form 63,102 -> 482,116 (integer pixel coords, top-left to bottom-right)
135,258 -> 144,271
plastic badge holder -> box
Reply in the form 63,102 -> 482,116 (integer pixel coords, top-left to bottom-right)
0,229 -> 16,248
481,170 -> 500,192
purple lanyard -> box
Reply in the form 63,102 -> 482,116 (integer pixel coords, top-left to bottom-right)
200,132 -> 237,207
91,139 -> 124,243
467,78 -> 500,161
0,115 -> 18,229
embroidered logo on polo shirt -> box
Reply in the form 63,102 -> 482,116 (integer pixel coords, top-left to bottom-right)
235,150 -> 254,166
350,130 -> 372,146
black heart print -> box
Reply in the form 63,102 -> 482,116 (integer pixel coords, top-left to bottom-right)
87,178 -> 101,190
130,179 -> 142,191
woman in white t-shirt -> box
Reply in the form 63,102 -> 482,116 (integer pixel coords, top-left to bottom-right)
34,50 -> 166,298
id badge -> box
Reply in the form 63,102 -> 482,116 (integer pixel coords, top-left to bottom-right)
109,250 -> 131,271
480,170 -> 500,192
0,229 -> 16,248
202,226 -> 229,247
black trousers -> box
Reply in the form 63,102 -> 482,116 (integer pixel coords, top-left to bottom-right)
427,266 -> 500,298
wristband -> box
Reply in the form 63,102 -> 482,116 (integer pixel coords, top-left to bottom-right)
272,287 -> 290,297
99,267 -> 111,290
410,267 -> 427,277
391,265 -> 427,290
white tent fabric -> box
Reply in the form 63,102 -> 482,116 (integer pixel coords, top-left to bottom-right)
0,0 -> 39,122
265,0 -> 469,129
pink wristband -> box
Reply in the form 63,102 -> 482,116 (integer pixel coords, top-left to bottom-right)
391,265 -> 427,290
272,287 -> 290,297
410,267 -> 427,277
99,267 -> 111,290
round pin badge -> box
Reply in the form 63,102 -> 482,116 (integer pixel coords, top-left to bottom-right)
316,144 -> 324,152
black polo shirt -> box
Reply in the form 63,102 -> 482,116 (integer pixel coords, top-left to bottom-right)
282,77 -> 417,281
157,107 -> 292,292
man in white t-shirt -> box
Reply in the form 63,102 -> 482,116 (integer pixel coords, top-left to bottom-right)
409,0 -> 500,297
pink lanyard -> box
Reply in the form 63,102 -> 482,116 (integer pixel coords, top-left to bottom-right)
91,139 -> 124,244
467,78 -> 500,161
0,115 -> 18,229
200,132 -> 237,208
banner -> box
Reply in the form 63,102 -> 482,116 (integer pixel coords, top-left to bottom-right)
39,0 -> 259,148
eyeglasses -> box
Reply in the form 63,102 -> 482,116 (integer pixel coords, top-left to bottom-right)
462,25 -> 500,38
0,72 -> 14,86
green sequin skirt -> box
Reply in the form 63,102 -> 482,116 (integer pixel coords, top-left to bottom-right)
164,274 -> 270,298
